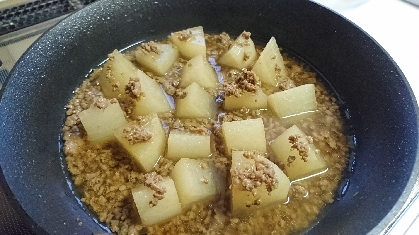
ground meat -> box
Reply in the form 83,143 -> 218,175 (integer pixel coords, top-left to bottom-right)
243,52 -> 251,62
237,31 -> 251,46
161,114 -> 214,135
287,155 -> 296,166
103,55 -> 118,88
93,97 -> 109,109
152,59 -> 186,96
154,158 -> 175,177
63,31 -> 350,235
112,82 -> 120,92
220,113 -> 243,123
223,69 -> 261,97
241,31 -> 251,40
291,184 -> 308,198
176,29 -> 192,41
174,89 -> 187,99
206,32 -> 232,58
139,41 -> 161,54
231,151 -> 278,195
122,123 -> 152,145
279,78 -> 296,90
125,78 -> 144,100
288,134 -> 310,162
144,172 -> 166,207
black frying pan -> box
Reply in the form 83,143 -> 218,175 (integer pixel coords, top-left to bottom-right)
0,0 -> 418,234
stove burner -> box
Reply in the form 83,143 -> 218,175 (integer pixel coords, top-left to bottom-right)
0,0 -> 97,36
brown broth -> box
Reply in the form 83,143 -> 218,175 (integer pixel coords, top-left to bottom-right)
62,32 -> 350,235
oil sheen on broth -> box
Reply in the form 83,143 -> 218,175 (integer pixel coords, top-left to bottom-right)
62,27 -> 350,235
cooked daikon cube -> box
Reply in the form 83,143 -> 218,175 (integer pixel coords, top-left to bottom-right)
221,118 -> 266,156
132,177 -> 182,226
218,31 -> 257,69
97,49 -> 139,98
252,37 -> 287,88
170,158 -> 220,209
131,70 -> 173,117
135,42 -> 179,75
224,89 -> 268,110
179,55 -> 218,89
170,26 -> 206,59
230,151 -> 290,215
114,113 -> 166,172
175,82 -> 217,119
270,125 -> 327,181
268,84 -> 317,118
166,130 -> 211,160
79,100 -> 127,144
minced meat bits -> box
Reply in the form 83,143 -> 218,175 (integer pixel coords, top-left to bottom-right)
177,30 -> 192,41
139,41 -> 161,54
122,123 -> 152,145
125,77 -> 144,100
231,151 -> 279,195
144,172 -> 166,207
93,96 -> 117,109
63,31 -> 350,235
223,69 -> 261,97
237,31 -> 251,46
288,134 -> 313,162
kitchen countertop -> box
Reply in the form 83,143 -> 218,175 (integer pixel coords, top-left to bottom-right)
0,0 -> 418,234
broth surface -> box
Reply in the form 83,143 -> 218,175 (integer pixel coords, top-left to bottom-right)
63,31 -> 349,235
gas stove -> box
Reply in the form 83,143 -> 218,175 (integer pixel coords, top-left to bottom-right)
0,0 -> 97,90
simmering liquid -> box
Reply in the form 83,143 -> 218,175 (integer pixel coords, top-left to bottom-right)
62,31 -> 350,235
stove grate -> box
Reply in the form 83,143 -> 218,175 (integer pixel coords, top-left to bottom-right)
0,0 -> 97,36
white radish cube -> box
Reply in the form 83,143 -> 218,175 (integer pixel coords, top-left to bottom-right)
218,31 -> 257,69
132,178 -> 182,226
135,42 -> 179,76
230,151 -> 290,215
114,113 -> 166,172
224,89 -> 268,110
268,84 -> 317,118
97,49 -> 139,98
252,37 -> 287,88
79,101 -> 127,144
132,70 -> 173,117
270,125 -> 327,181
175,82 -> 217,119
221,118 -> 266,156
166,130 -> 211,160
170,158 -> 220,209
179,55 -> 218,89
170,26 -> 206,59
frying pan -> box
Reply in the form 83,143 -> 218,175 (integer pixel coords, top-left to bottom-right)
0,0 -> 418,234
